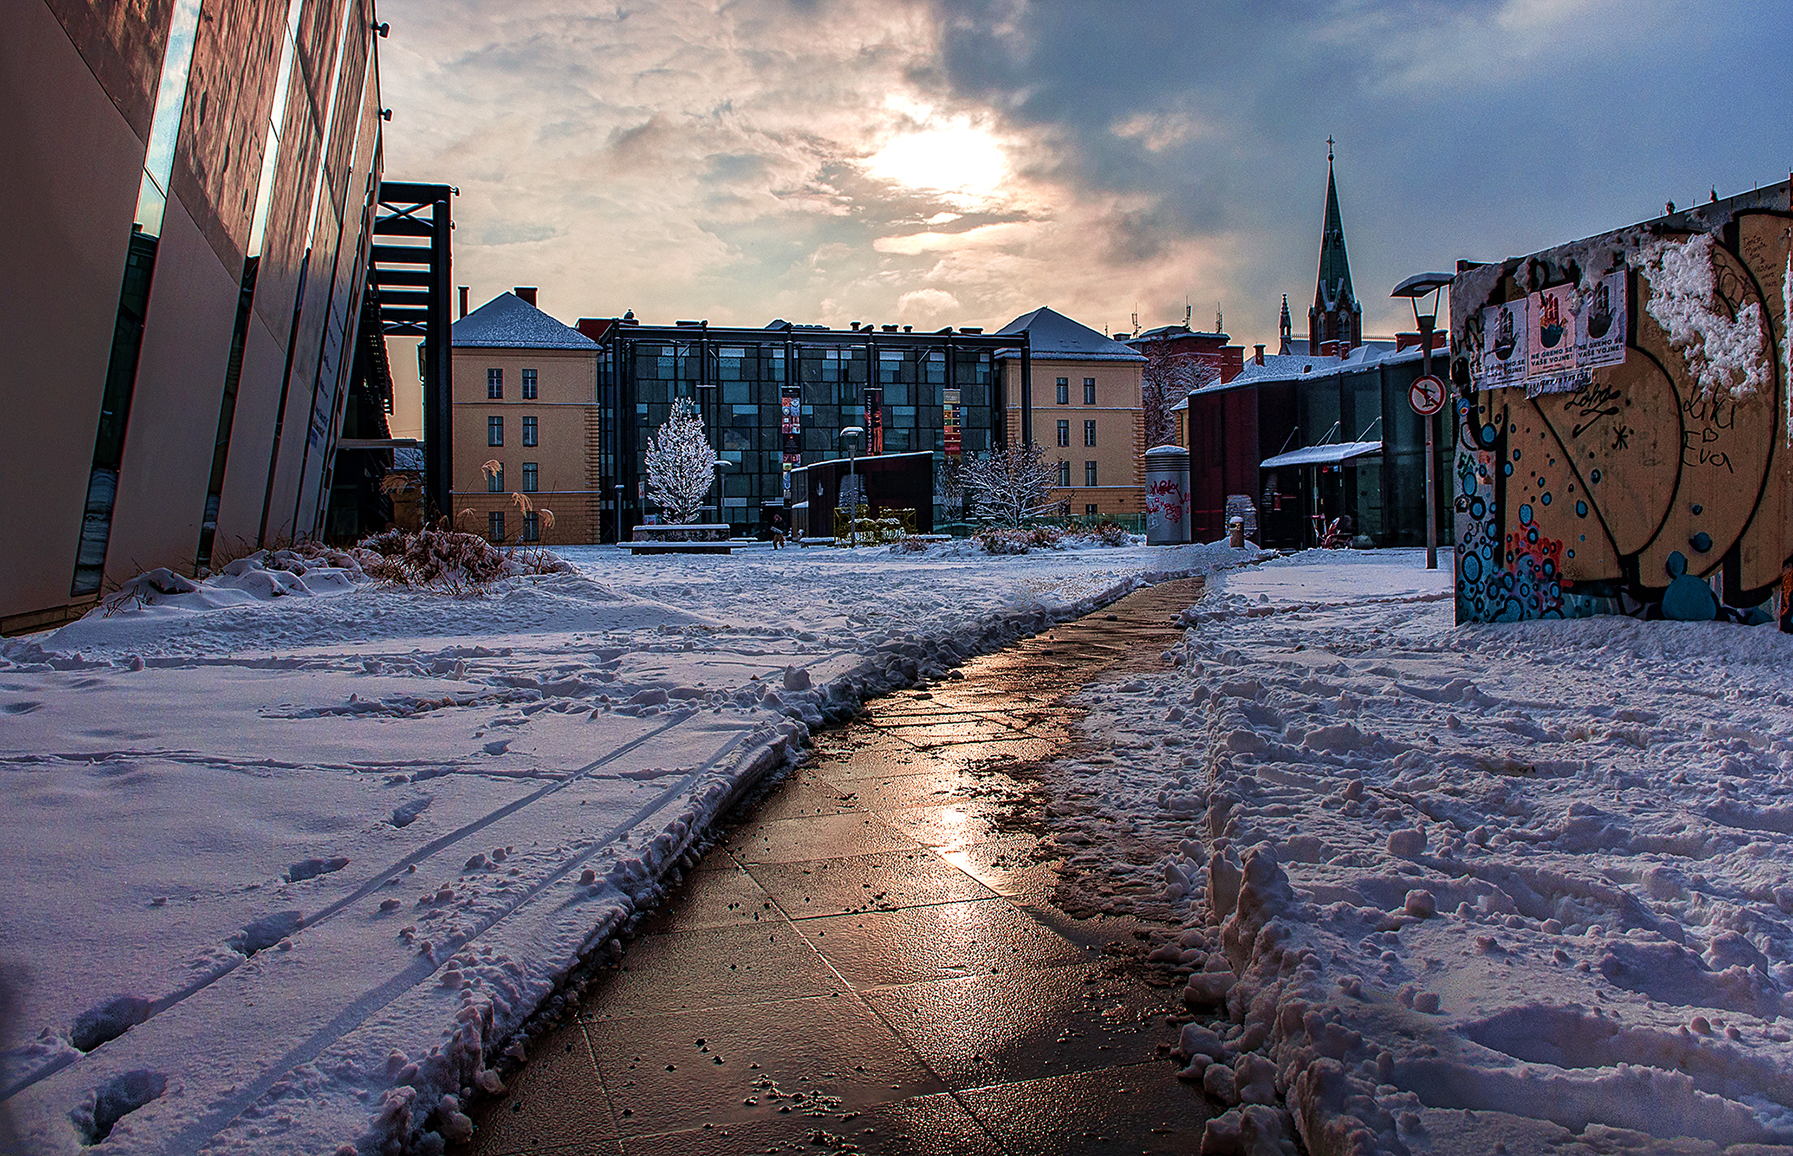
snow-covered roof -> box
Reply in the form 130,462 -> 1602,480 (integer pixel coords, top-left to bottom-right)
1259,440 -> 1383,469
997,306 -> 1146,363
452,293 -> 599,350
1130,324 -> 1229,343
1198,342 -> 1422,393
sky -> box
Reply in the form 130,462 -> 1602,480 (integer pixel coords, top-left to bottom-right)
376,0 -> 1792,362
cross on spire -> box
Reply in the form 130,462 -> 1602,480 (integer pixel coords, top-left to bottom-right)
1326,135 -> 1335,162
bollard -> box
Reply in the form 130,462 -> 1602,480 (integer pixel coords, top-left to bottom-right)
1228,516 -> 1245,549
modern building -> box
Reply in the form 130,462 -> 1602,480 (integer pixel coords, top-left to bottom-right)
590,319 -> 1027,539
3,0 -> 405,634
451,290 -> 603,545
996,307 -> 1147,518
1182,155 -> 1450,547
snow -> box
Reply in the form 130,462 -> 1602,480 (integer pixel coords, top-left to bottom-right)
1638,232 -> 1769,401
1035,548 -> 1793,1154
0,536 -> 1266,1155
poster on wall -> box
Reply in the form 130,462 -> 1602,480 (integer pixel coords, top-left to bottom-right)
1576,269 -> 1627,370
1481,296 -> 1529,388
943,388 -> 962,456
1529,284 -> 1577,377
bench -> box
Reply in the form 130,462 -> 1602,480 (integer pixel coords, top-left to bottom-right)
627,541 -> 734,555
631,522 -> 730,543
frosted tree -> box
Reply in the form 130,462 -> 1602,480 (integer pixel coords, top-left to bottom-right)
962,440 -> 1060,527
644,399 -> 719,523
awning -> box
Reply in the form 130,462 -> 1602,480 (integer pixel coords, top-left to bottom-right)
1259,440 -> 1383,469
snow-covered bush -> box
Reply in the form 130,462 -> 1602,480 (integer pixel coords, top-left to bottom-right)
975,525 -> 1064,554
643,400 -> 719,523
1066,520 -> 1131,547
355,527 -> 571,589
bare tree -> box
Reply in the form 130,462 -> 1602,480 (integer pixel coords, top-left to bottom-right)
644,400 -> 719,523
1139,344 -> 1220,448
962,441 -> 1060,527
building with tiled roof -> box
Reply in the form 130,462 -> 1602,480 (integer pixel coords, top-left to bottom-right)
996,307 -> 1147,519
452,290 -> 604,544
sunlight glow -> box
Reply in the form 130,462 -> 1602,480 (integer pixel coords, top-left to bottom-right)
865,119 -> 1008,197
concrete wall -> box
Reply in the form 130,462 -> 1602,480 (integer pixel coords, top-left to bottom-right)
1450,185 -> 1792,624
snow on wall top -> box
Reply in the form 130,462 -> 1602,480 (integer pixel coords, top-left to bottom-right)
452,293 -> 599,350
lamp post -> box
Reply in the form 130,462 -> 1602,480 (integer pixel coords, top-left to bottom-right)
838,425 -> 863,542
613,483 -> 625,546
1392,272 -> 1453,571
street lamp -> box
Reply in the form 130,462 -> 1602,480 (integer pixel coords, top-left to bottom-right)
838,426 -> 864,542
1392,271 -> 1453,571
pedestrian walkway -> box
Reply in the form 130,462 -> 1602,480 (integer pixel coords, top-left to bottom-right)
462,578 -> 1211,1155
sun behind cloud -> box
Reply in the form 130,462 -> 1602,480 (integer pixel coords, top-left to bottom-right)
864,118 -> 1009,202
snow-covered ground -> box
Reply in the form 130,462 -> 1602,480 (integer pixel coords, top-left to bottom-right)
1046,549 -> 1793,1154
0,537 -> 1265,1155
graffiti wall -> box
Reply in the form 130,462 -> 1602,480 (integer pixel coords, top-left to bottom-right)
1449,183 -> 1793,625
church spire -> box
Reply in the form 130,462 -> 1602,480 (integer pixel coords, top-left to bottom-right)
1278,294 -> 1292,355
1309,140 -> 1362,357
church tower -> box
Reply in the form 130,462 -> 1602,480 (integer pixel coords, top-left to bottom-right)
1278,294 -> 1292,355
1308,140 -> 1362,357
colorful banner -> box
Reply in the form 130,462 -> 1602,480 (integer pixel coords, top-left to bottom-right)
864,388 -> 884,454
780,387 -> 802,454
943,388 -> 962,456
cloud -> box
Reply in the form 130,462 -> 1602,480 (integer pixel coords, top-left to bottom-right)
376,0 -> 1793,350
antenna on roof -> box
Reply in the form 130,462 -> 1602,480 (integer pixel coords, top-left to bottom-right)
1184,298 -> 1192,328
1131,306 -> 1139,333
1215,303 -> 1223,332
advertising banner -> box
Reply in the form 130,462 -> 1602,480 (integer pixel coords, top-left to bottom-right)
1478,273 -> 1628,395
864,388 -> 884,454
943,388 -> 962,456
780,387 -> 802,454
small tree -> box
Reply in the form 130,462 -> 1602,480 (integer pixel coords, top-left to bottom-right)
962,441 -> 1060,527
644,399 -> 719,523
1140,344 -> 1220,448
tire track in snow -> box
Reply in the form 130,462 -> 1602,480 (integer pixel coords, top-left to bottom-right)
156,722 -> 770,1156
0,712 -> 692,1105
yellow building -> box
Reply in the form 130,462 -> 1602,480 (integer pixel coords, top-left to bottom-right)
996,307 -> 1147,517
451,291 -> 603,545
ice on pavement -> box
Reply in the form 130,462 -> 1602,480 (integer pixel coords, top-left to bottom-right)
0,537 -> 1263,1155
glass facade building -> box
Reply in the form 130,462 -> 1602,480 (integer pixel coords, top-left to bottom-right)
595,323 -> 1028,537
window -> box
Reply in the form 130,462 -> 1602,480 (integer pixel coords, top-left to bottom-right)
487,415 -> 503,446
1084,460 -> 1098,487
487,368 -> 503,399
488,511 -> 505,542
1055,377 -> 1069,405
1083,378 -> 1096,405
521,368 -> 537,399
1085,503 -> 1099,516
1056,460 -> 1071,487
522,512 -> 539,542
521,416 -> 538,446
486,464 -> 504,492
1084,419 -> 1097,447
521,462 -> 538,493
1056,419 -> 1070,447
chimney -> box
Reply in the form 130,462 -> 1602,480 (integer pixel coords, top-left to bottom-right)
458,286 -> 469,318
1395,331 -> 1419,352
513,286 -> 537,306
1253,344 -> 1265,365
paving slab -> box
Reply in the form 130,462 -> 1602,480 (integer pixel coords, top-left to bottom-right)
459,577 -> 1213,1154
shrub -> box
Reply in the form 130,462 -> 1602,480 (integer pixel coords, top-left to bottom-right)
354,526 -> 572,589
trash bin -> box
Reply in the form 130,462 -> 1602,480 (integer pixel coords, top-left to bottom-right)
1143,445 -> 1191,546
1228,516 -> 1245,548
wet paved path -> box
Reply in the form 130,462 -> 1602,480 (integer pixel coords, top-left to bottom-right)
464,578 -> 1210,1155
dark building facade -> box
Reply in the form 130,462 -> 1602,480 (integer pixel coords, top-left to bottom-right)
3,0 -> 401,633
591,321 -> 1027,540
1184,155 -> 1449,547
